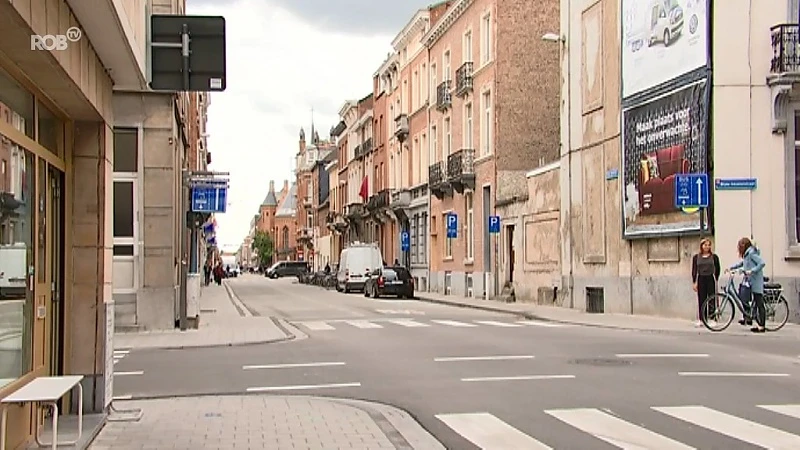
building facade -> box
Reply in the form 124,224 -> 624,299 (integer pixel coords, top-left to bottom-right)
256,179 -> 297,264
295,126 -> 336,269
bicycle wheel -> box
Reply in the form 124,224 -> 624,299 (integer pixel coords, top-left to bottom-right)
764,295 -> 790,332
701,293 -> 734,332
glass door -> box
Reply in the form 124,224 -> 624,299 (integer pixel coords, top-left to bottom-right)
48,167 -> 63,376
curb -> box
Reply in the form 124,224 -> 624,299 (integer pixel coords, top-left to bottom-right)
108,392 -> 445,450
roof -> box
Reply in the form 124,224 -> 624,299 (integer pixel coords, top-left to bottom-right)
261,190 -> 278,207
275,183 -> 297,217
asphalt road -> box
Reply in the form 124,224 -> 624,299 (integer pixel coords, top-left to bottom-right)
114,275 -> 800,449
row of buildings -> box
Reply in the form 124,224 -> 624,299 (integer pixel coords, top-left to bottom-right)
1,0 -> 215,447
241,0 -> 800,326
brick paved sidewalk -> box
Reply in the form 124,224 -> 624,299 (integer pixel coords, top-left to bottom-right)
114,282 -> 293,350
89,395 -> 444,450
417,291 -> 800,337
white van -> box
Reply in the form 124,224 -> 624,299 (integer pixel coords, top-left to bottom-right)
337,242 -> 384,293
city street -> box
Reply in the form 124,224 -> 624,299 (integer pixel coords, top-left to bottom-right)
113,275 -> 800,449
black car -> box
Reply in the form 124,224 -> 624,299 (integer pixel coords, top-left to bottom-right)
266,261 -> 309,278
363,266 -> 414,299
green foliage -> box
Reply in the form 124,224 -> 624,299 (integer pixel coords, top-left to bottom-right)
251,230 -> 274,267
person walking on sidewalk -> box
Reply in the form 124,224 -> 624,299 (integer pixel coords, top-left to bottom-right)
692,238 -> 720,326
726,237 -> 767,333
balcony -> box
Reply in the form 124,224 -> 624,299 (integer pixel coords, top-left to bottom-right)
297,226 -> 313,242
394,114 -> 409,141
768,24 -> 800,133
455,62 -> 474,97
326,211 -> 347,232
436,81 -> 452,111
447,149 -> 476,193
345,202 -> 366,219
362,137 -> 374,154
428,161 -> 452,199
354,144 -> 364,160
390,189 -> 411,210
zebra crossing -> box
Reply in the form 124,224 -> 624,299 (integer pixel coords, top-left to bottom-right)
113,349 -> 130,365
437,403 -> 800,449
293,318 -> 568,332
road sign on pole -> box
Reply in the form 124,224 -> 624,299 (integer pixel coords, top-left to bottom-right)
191,186 -> 227,213
446,213 -> 458,238
400,231 -> 410,252
488,215 -> 501,234
674,173 -> 709,208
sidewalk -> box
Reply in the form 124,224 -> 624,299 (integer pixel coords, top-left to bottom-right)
89,395 -> 444,450
113,282 -> 294,350
417,291 -> 800,337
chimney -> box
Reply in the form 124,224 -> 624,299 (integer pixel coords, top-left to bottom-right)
269,180 -> 275,192
283,180 -> 289,192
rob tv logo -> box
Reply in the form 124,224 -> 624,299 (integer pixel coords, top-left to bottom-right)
31,27 -> 82,51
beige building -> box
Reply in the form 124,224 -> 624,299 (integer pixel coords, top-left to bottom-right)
557,0 -> 799,322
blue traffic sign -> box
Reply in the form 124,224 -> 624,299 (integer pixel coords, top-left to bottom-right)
714,178 -> 757,191
400,231 -> 410,252
191,186 -> 228,213
674,173 -> 709,208
446,213 -> 458,238
488,215 -> 501,234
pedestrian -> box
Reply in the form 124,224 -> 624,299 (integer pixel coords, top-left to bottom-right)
692,238 -> 720,325
726,237 -> 766,333
213,263 -> 224,285
203,261 -> 211,286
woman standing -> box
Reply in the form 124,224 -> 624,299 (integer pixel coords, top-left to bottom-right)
727,237 -> 767,333
692,238 -> 720,325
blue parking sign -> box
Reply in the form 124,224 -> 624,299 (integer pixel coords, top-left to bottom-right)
446,213 -> 458,238
488,215 -> 500,233
400,231 -> 410,251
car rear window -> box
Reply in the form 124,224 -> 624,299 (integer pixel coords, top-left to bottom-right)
385,267 -> 411,280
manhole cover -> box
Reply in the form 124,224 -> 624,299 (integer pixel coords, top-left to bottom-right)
570,358 -> 632,367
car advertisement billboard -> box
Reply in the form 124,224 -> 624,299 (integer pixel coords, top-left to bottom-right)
621,0 -> 709,99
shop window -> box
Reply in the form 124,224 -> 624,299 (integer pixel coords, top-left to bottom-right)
0,67 -> 35,139
0,141 -> 35,387
36,100 -> 63,156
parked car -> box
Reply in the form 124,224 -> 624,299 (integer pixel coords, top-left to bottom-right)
265,261 -> 308,278
363,266 -> 414,299
336,242 -> 383,293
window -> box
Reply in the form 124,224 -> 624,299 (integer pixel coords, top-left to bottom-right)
466,193 -> 474,260
444,213 -> 453,258
282,226 -> 289,249
403,80 -> 408,113
481,91 -> 492,156
113,129 -> 139,172
463,30 -> 473,62
464,102 -> 473,148
420,63 -> 427,106
430,125 -> 438,163
37,100 -> 63,156
430,63 -> 437,102
412,70 -> 419,111
444,117 -> 452,158
113,182 -> 135,240
443,51 -> 451,81
792,112 -> 800,246
481,13 -> 492,64
306,211 -> 313,229
420,213 -> 428,262
411,214 -> 418,264
0,66 -> 35,138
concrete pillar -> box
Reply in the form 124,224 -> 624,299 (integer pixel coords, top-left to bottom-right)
70,121 -> 113,413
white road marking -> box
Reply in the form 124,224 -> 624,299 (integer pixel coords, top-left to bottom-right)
113,350 -> 130,355
387,319 -> 429,327
461,375 -> 575,382
375,308 -> 426,315
114,371 -> 143,376
246,382 -> 361,392
343,320 -> 383,329
518,321 -> 566,328
616,353 -> 709,358
299,321 -> 335,330
436,412 -> 552,449
242,362 -> 346,370
653,406 -> 800,448
112,395 -> 132,400
678,372 -> 790,377
475,320 -> 523,328
545,408 -> 694,449
758,404 -> 800,420
434,355 -> 535,362
432,320 -> 477,327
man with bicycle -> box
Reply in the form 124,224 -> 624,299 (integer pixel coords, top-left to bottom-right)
724,237 -> 766,333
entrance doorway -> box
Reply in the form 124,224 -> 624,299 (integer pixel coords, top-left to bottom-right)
506,224 -> 515,283
48,167 -> 64,376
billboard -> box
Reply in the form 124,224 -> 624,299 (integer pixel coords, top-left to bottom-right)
621,0 -> 708,98
621,79 -> 710,238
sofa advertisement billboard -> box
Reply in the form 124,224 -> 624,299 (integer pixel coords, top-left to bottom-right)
621,0 -> 708,98
621,79 -> 710,238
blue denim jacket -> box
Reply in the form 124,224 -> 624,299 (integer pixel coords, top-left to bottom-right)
730,246 -> 766,294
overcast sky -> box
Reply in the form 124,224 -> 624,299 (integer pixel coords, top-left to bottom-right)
188,0 -> 434,251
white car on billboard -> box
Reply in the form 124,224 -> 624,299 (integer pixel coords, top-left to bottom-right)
648,0 -> 684,47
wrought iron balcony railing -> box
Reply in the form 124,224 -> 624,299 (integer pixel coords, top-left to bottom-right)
428,161 -> 445,186
770,24 -> 800,74
436,80 -> 452,110
367,189 -> 391,211
394,114 -> 409,139
447,148 -> 475,179
362,137 -> 373,154
455,62 -> 474,96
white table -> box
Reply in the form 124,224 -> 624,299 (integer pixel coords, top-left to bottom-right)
0,375 -> 83,450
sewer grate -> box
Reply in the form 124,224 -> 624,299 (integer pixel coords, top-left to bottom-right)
570,358 -> 632,367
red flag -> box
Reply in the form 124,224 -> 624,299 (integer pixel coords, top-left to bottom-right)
358,176 -> 368,200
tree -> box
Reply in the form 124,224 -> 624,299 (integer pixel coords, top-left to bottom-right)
251,230 -> 274,268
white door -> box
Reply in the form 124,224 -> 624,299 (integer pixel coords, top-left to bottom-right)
112,176 -> 139,325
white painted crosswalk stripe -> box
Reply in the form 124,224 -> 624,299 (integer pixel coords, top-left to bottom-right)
431,320 -> 477,327
475,320 -> 523,327
545,408 -> 693,449
653,406 -> 800,448
757,404 -> 800,420
436,412 -> 552,449
518,320 -> 566,328
343,320 -> 383,329
387,319 -> 429,327
300,321 -> 336,330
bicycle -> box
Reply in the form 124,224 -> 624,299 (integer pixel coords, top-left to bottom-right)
701,269 -> 790,332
